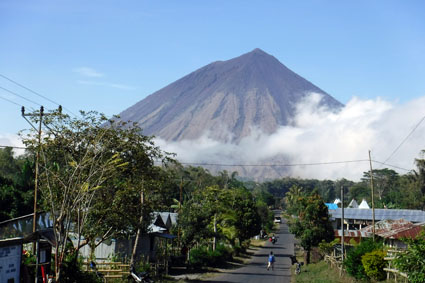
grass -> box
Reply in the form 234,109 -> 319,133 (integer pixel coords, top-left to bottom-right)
293,261 -> 356,283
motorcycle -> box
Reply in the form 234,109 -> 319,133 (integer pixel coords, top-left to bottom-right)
128,266 -> 154,283
295,262 -> 304,275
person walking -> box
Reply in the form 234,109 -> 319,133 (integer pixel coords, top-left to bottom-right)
267,251 -> 275,271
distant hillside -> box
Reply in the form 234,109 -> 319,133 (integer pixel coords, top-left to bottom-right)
118,48 -> 342,143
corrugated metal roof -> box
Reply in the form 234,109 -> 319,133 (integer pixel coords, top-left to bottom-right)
334,229 -> 370,238
329,208 -> 425,223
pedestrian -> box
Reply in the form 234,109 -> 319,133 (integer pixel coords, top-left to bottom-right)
267,251 -> 275,270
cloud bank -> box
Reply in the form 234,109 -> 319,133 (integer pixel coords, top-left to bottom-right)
155,94 -> 425,181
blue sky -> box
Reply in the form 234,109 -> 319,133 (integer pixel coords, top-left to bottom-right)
1,1 -> 425,164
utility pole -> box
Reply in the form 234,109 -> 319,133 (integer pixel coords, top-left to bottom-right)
368,150 -> 376,241
22,105 -> 61,283
21,106 -> 43,240
341,186 -> 345,262
178,178 -> 183,247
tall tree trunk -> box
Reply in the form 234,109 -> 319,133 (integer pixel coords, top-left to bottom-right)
213,213 -> 217,251
130,190 -> 144,267
304,249 -> 311,265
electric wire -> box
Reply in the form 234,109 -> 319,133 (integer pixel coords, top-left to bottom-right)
179,159 -> 410,171
0,73 -> 77,116
381,114 -> 425,166
2,142 -> 411,172
0,145 -> 27,150
179,159 -> 370,167
0,95 -> 24,107
0,85 -> 41,106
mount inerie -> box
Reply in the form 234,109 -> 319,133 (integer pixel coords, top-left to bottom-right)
118,48 -> 342,143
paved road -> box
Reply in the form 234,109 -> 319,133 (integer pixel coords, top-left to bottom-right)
205,219 -> 295,283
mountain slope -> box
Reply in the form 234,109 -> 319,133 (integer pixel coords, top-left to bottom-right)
118,48 -> 342,142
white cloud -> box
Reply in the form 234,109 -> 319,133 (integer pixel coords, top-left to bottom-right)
73,67 -> 104,78
77,80 -> 135,90
155,94 -> 425,181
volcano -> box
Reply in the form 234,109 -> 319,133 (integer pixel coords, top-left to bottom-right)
118,48 -> 342,143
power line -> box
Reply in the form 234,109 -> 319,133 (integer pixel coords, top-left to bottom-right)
372,160 -> 410,172
0,73 -> 77,116
2,142 -> 411,172
180,159 -> 370,167
0,145 -> 27,150
0,85 -> 41,106
381,114 -> 425,166
179,159 -> 411,171
0,95 -> 24,107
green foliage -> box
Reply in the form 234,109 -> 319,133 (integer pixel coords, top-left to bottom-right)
189,244 -> 233,269
179,184 -> 261,249
288,193 -> 334,259
60,252 -> 101,283
361,249 -> 387,281
20,110 -> 171,280
0,148 -> 34,222
318,239 -> 340,256
393,230 -> 425,283
344,239 -> 383,280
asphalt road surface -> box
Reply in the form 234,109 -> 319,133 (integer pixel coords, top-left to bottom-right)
205,219 -> 295,283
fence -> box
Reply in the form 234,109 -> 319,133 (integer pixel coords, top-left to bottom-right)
384,249 -> 408,282
84,261 -> 130,282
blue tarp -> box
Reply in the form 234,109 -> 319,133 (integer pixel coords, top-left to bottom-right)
325,203 -> 338,210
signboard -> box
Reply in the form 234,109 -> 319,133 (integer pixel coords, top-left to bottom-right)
0,244 -> 21,283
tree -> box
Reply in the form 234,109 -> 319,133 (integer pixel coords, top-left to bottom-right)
0,148 -> 34,221
230,187 -> 262,242
362,168 -> 399,207
288,193 -> 334,264
394,230 -> 425,283
21,111 -> 169,281
284,185 -> 305,216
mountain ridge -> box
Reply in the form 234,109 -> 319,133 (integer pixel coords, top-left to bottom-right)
118,48 -> 342,142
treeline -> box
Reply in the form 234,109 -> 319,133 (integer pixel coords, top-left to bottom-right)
0,147 -> 34,221
258,158 -> 425,210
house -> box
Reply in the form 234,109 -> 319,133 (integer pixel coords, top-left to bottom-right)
328,199 -> 425,245
78,212 -> 178,262
0,213 -> 54,283
333,219 -> 425,247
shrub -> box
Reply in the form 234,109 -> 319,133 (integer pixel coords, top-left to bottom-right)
344,239 -> 383,280
361,250 -> 387,281
189,244 -> 233,269
393,231 -> 425,283
61,252 -> 101,283
318,239 -> 340,256
189,246 -> 209,268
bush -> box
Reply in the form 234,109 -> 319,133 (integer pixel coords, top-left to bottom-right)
60,252 -> 102,283
361,250 -> 387,281
344,239 -> 383,280
189,244 -> 233,269
318,239 -> 340,256
393,231 -> 425,283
